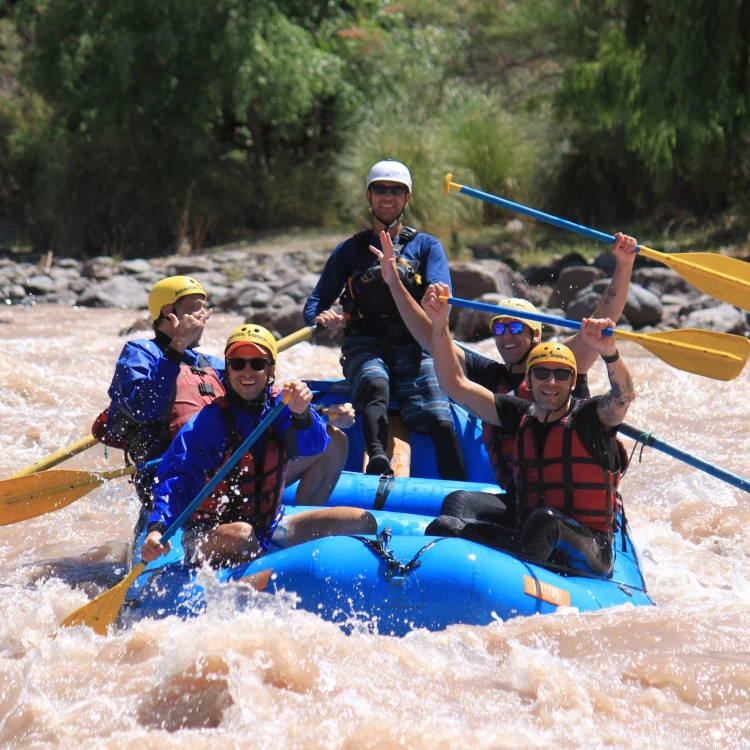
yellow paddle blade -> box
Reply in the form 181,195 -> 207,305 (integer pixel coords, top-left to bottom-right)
60,562 -> 146,635
0,466 -> 134,526
8,434 -> 98,479
614,327 -> 750,381
639,246 -> 750,312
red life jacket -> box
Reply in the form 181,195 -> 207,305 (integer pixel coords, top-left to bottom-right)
192,392 -> 288,532
93,354 -> 225,451
512,401 -> 622,534
168,360 -> 226,437
482,378 -> 531,490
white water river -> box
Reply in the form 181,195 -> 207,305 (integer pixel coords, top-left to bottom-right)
1,305 -> 750,748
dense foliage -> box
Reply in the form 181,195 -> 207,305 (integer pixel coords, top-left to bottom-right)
0,0 -> 749,256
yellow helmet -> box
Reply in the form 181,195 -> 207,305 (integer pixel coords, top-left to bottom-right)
225,324 -> 278,363
489,298 -> 542,336
526,342 -> 577,381
148,276 -> 206,320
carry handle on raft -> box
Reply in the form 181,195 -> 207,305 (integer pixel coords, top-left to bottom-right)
60,395 -> 291,635
443,174 -> 750,313
442,296 -> 750,381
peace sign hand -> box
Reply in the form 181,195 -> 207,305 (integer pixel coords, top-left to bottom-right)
369,230 -> 399,288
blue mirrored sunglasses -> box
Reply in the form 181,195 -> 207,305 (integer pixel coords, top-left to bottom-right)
492,321 -> 526,336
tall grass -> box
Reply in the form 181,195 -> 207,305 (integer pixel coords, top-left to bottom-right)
333,89 -> 556,249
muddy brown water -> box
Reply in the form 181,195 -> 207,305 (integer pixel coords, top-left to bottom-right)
1,305 -> 749,748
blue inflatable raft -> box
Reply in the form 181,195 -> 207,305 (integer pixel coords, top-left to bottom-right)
119,379 -> 654,634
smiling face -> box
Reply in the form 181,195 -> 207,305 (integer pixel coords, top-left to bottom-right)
527,366 -> 575,414
226,343 -> 274,402
366,181 -> 411,228
493,319 -> 538,367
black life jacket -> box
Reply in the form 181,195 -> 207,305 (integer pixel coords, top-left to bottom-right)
339,227 -> 423,328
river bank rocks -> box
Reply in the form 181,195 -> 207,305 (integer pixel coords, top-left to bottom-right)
1,242 -> 748,342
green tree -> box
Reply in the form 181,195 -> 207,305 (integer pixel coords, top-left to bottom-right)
14,0 -> 375,253
556,0 -> 750,219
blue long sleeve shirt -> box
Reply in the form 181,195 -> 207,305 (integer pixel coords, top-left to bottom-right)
107,333 -> 225,426
148,390 -> 329,531
303,229 -> 452,325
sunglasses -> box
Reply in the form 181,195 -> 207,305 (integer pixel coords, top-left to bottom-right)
531,367 -> 573,382
227,357 -> 270,372
492,321 -> 526,336
369,184 -> 409,196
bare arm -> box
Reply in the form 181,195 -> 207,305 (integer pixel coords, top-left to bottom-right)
579,317 -> 636,427
567,232 -> 637,374
371,232 -> 466,368
422,282 -> 499,424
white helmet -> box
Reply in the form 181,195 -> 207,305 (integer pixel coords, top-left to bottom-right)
366,160 -> 412,192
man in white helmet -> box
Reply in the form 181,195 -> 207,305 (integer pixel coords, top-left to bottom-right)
303,159 -> 466,480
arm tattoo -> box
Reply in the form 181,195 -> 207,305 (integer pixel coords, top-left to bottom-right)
440,326 -> 449,338
609,381 -> 628,408
604,287 -> 617,304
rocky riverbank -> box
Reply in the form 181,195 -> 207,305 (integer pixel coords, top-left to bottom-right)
1,238 -> 748,342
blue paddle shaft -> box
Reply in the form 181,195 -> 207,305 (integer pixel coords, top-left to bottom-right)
135,458 -> 161,472
156,400 -> 287,547
446,297 -> 615,336
457,184 -> 641,252
618,423 -> 750,495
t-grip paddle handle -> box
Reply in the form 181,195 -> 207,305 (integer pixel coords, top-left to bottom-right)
443,174 -> 625,248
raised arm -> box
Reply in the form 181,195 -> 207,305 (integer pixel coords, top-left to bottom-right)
422,282 -> 499,424
567,232 -> 637,374
579,317 -> 636,427
370,231 -> 466,367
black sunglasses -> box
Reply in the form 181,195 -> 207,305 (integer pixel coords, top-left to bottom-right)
492,321 -> 526,336
227,357 -> 270,372
369,183 -> 409,196
531,367 -> 573,382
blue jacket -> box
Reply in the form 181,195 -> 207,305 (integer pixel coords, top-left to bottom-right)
107,332 -> 225,428
303,228 -> 452,325
148,389 -> 329,531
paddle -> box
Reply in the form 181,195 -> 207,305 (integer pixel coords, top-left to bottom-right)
443,174 -> 750,312
0,324 -> 327,525
60,396 -> 290,634
443,296 -> 750,381
0,460 -> 160,527
276,322 -> 326,351
8,434 -> 99,479
618,422 -> 750,495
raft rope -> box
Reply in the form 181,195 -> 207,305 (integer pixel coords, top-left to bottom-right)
373,472 -> 395,510
348,527 -> 447,584
628,429 -> 653,466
